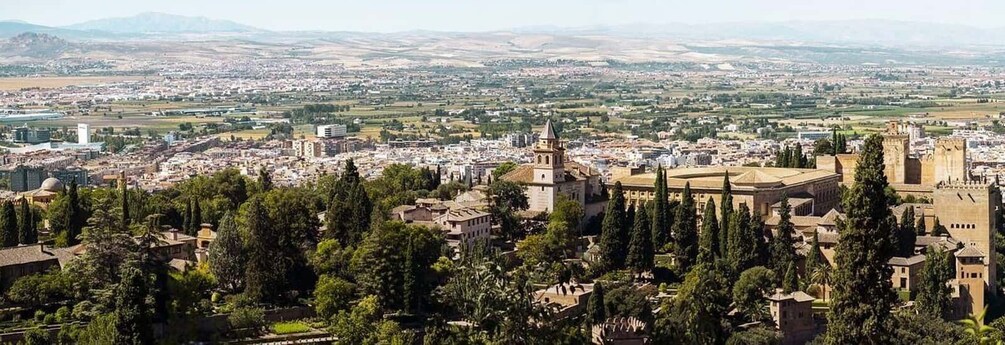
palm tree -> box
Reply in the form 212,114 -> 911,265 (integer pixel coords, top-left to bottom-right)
810,264 -> 832,302
957,306 -> 1000,345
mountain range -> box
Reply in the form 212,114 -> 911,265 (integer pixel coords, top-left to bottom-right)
0,13 -> 1004,49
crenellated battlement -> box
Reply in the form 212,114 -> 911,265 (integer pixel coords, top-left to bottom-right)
936,179 -> 993,191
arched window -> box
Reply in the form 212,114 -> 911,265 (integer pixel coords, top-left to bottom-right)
537,155 -> 541,164
545,156 -> 550,164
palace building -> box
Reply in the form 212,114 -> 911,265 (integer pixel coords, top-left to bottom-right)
613,166 -> 841,218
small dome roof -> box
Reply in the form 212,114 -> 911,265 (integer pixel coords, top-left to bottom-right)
39,178 -> 64,192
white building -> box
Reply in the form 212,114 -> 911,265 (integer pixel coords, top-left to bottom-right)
316,124 -> 348,138
77,124 -> 90,145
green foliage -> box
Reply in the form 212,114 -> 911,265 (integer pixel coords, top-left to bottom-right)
672,182 -> 699,276
892,207 -> 918,257
769,194 -> 797,279
915,246 -> 954,320
228,306 -> 266,332
732,266 -> 776,322
167,266 -> 217,318
626,202 -> 655,275
242,196 -> 286,304
719,173 -> 734,260
351,222 -> 446,312
659,263 -> 729,344
74,314 -> 118,345
597,182 -> 629,273
312,239 -> 355,279
603,284 -> 654,324
826,134 -> 899,344
782,262 -> 799,293
314,275 -> 357,320
805,231 -> 824,278
271,321 -> 311,335
727,204 -> 759,275
22,326 -> 50,345
726,326 -> 782,345
549,194 -> 584,231
698,198 -> 719,265
208,211 -> 245,292
5,268 -> 72,308
586,282 -> 606,326
330,295 -> 412,344
114,263 -> 153,345
17,198 -> 37,245
1,200 -> 20,247
651,166 -> 670,252
326,159 -> 373,247
492,161 -> 519,180
891,312 -> 969,345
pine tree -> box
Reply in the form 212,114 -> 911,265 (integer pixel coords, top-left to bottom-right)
17,198 -> 36,245
916,215 -> 927,235
114,263 -> 153,345
719,173 -> 733,259
209,211 -> 245,292
769,194 -> 797,278
651,166 -> 670,253
597,182 -> 628,273
915,246 -> 953,319
697,198 -> 719,265
244,197 -> 285,303
825,134 -> 898,344
782,262 -> 799,293
672,182 -> 698,275
626,203 -> 654,276
586,282 -> 607,326
0,200 -> 17,247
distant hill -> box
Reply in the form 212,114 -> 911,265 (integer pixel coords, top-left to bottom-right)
0,32 -> 73,58
64,12 -> 262,34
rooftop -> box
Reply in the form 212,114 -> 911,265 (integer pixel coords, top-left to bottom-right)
614,166 -> 839,190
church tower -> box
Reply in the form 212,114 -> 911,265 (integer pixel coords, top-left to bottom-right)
533,120 -> 565,185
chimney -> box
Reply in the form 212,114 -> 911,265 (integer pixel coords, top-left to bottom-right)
38,241 -> 47,254
169,228 -> 179,240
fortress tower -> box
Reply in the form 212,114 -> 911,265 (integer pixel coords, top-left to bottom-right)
933,138 -> 967,183
933,180 -> 998,292
882,134 -> 909,185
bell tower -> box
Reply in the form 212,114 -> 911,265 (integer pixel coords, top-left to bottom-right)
533,120 -> 565,185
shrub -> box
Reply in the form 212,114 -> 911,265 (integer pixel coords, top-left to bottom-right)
54,306 -> 71,323
228,307 -> 266,332
33,310 -> 46,323
270,321 -> 311,335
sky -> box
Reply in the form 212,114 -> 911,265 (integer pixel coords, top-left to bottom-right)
2,0 -> 1003,32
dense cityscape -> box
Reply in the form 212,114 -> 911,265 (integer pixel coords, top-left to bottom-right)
2,2 -> 1005,344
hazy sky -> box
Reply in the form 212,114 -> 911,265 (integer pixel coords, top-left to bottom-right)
3,0 -> 1003,32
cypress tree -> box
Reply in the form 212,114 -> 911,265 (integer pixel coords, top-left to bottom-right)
64,180 -> 83,246
805,231 -> 823,276
916,215 -> 927,235
727,204 -> 755,275
626,202 -> 654,276
0,200 -> 17,247
915,246 -> 953,319
825,134 -> 898,344
586,282 -> 607,326
114,263 -> 153,345
244,197 -> 285,303
932,217 -> 947,236
208,212 -> 245,292
597,182 -> 628,272
120,179 -> 130,231
651,166 -> 669,253
750,212 -> 770,268
697,198 -> 719,265
769,194 -> 797,278
402,236 -> 416,313
18,198 -> 36,245
182,200 -> 192,234
672,182 -> 698,275
893,208 -> 917,257
190,199 -> 202,235
325,159 -> 372,246
719,173 -> 733,259
782,262 -> 799,293
831,130 -> 839,156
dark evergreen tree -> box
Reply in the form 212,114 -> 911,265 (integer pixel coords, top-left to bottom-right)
120,179 -> 130,231
782,262 -> 798,293
626,202 -> 654,276
402,236 -> 417,313
244,197 -> 286,303
916,214 -> 927,235
17,198 -> 36,245
727,205 -> 756,275
208,211 -> 245,292
697,198 -> 719,265
893,208 -> 917,257
915,246 -> 953,319
769,194 -> 797,278
114,263 -> 153,345
191,198 -> 202,234
182,199 -> 192,234
325,159 -> 373,246
750,212 -> 770,269
719,173 -> 733,259
0,200 -> 17,247
586,282 -> 607,326
932,217 -> 947,236
825,134 -> 898,344
805,231 -> 823,277
258,166 -> 273,192
651,166 -> 670,252
597,182 -> 628,272
672,182 -> 698,275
